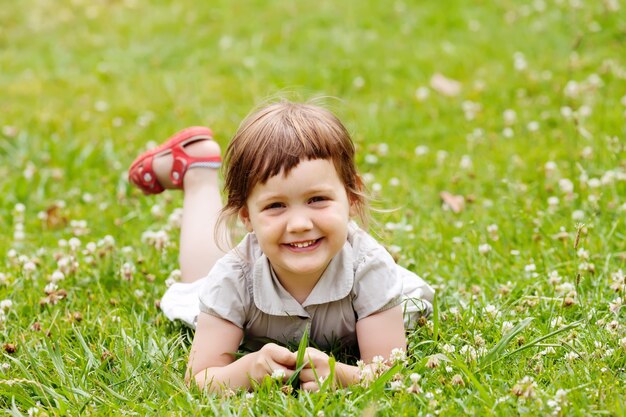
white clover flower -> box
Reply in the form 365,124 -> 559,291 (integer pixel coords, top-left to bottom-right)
501,321 -> 514,334
544,161 -> 558,173
415,87 -> 430,101
609,297 -> 622,314
101,235 -> 116,248
548,270 -> 562,285
414,145 -> 429,156
511,376 -> 537,399
551,316 -> 564,328
364,154 -> 378,164
362,173 -> 375,184
483,304 -> 499,318
524,263 -> 536,272
513,52 -> 527,71
389,177 -> 400,187
459,345 -> 477,361
587,178 -> 601,188
44,282 -> 58,293
23,261 -> 37,273
577,248 -> 589,259
498,125 -> 511,139
459,155 -> 473,170
358,366 -> 375,387
389,348 -> 407,364
527,121 -> 539,132
371,183 -> 382,193
85,242 -> 97,254
442,344 -> 455,353
606,320 -> 620,333
478,243 -> 492,255
510,249 -> 520,256
68,237 -> 81,251
120,262 -> 135,281
572,210 -> 584,221
0,299 -> 13,311
619,337 -> 626,350
503,109 -> 517,125
389,380 -> 405,391
565,352 -> 580,361
558,178 -> 574,194
547,196 -> 559,207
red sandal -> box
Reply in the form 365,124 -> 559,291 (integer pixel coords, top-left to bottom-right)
128,126 -> 221,195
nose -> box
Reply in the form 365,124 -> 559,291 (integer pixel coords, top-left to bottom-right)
286,207 -> 313,233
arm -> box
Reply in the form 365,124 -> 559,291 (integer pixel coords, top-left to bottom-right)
187,312 -> 296,392
299,305 -> 406,390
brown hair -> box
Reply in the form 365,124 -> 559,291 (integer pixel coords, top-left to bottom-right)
219,100 -> 368,238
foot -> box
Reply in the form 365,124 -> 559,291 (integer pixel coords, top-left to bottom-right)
151,139 -> 221,189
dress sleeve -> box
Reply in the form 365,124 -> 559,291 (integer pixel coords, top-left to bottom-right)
198,252 -> 250,329
351,240 -> 403,320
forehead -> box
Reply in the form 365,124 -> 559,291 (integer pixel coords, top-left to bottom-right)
250,159 -> 345,198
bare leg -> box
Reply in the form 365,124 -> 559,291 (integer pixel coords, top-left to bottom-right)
151,140 -> 226,283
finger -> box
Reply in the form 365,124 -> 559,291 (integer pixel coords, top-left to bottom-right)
301,381 -> 320,392
299,369 -> 315,383
269,345 -> 297,367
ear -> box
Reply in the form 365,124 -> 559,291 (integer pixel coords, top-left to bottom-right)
239,206 -> 254,232
348,197 -> 358,218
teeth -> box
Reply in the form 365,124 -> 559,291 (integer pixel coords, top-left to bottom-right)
290,240 -> 316,248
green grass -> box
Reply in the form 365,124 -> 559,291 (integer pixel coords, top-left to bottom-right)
1,0 -> 625,415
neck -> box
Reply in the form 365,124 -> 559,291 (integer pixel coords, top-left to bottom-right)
272,268 -> 323,305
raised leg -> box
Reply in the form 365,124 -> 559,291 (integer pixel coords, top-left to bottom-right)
151,140 -> 227,282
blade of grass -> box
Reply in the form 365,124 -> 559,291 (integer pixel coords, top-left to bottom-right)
479,317 -> 533,368
286,325 -> 310,388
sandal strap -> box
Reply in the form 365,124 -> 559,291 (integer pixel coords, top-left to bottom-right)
130,154 -> 165,194
170,141 -> 222,187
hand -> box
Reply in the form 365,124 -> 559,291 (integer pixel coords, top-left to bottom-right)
299,347 -> 333,392
251,343 -> 296,384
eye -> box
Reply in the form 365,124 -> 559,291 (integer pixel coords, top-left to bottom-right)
308,196 -> 328,204
263,202 -> 285,211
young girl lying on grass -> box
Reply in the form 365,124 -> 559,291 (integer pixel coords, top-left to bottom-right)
128,100 -> 434,392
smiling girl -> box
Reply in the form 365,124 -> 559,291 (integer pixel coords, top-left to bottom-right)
128,100 -> 434,392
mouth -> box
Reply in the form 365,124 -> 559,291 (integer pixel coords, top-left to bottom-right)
285,238 -> 322,249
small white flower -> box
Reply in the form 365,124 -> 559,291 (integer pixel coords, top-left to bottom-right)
478,243 -> 492,255
415,87 -> 430,101
558,178 -> 574,194
572,210 -> 584,220
364,154 -> 378,164
442,344 -> 455,353
459,155 -> 473,170
389,348 -> 407,364
565,352 -> 580,361
414,145 -> 429,156
23,261 -> 37,272
524,263 -> 536,272
503,109 -> 517,125
0,299 -> 13,311
68,237 -> 81,251
389,380 -> 405,391
44,282 -> 58,293
501,321 -> 514,334
547,196 -> 559,208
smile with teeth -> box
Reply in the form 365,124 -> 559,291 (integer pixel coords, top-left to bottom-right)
288,238 -> 319,248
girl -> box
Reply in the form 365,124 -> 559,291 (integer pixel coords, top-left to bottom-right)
128,100 -> 434,392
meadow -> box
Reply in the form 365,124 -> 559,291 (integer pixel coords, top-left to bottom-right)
1,0 -> 625,415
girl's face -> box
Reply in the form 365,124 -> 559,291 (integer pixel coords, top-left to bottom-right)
239,158 -> 355,286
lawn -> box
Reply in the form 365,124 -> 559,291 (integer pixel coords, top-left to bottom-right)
1,0 -> 625,415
